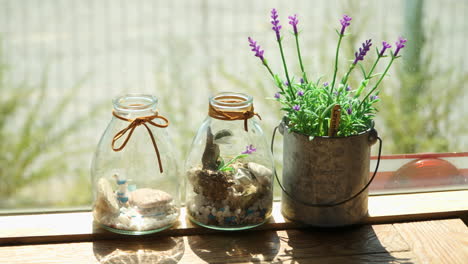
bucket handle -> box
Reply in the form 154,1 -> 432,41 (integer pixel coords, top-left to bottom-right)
271,125 -> 383,208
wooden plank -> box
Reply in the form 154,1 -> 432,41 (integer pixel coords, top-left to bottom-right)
271,252 -> 418,264
394,219 -> 468,264
1,190 -> 467,246
0,223 -> 411,264
186,225 -> 410,263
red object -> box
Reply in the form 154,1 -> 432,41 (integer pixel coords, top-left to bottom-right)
388,158 -> 461,188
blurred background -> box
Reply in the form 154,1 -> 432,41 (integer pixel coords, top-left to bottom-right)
0,0 -> 467,210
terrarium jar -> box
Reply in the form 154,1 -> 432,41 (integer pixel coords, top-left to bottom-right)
185,92 -> 274,230
91,94 -> 180,235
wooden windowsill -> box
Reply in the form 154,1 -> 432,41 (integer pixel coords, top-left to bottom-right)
1,190 -> 467,246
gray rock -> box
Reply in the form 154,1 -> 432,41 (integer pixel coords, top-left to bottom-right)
129,188 -> 173,209
202,127 -> 220,170
214,129 -> 233,144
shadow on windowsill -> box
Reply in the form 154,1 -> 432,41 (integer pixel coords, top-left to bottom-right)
277,224 -> 416,263
187,228 -> 281,263
92,224 -> 184,264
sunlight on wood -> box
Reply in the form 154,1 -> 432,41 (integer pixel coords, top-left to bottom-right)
0,190 -> 467,245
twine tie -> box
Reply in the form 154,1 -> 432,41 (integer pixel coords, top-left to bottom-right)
111,110 -> 169,173
208,103 -> 261,132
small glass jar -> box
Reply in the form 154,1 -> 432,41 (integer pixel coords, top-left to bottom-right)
91,94 -> 179,235
185,92 -> 274,230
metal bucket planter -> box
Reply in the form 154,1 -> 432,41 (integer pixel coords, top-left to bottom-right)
273,121 -> 382,227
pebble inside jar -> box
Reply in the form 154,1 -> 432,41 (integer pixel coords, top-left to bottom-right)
185,92 -> 274,230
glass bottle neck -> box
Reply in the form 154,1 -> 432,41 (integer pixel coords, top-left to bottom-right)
113,94 -> 158,118
209,92 -> 253,115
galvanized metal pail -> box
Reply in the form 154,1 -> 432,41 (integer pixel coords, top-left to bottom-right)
273,122 -> 381,227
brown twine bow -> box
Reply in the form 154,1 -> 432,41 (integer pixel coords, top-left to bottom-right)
208,102 -> 261,132
111,110 -> 169,173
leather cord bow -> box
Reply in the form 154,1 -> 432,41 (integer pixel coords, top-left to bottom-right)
208,103 -> 261,132
111,110 -> 169,173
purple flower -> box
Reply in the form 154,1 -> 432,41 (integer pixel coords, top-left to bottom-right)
293,105 -> 301,111
346,85 -> 351,91
288,14 -> 299,35
242,144 -> 257,155
379,41 -> 392,57
347,107 -> 352,115
271,8 -> 282,41
300,78 -> 304,84
339,15 -> 352,35
284,81 -> 289,86
353,39 -> 372,65
394,37 -> 407,57
274,92 -> 281,99
370,95 -> 379,101
297,90 -> 304,96
323,82 -> 329,87
248,37 -> 265,61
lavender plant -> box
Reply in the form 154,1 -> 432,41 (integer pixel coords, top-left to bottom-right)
218,145 -> 257,172
248,9 -> 406,137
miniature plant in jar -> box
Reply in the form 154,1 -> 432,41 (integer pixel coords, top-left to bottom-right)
91,94 -> 180,235
185,92 -> 274,230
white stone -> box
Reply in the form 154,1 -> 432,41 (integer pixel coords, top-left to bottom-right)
117,214 -> 131,226
94,177 -> 119,215
247,162 -> 273,185
234,168 -> 254,185
190,203 -> 197,213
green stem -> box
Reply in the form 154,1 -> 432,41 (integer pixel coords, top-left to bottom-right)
358,57 -> 395,110
318,103 -> 336,136
366,56 -> 381,79
277,40 -> 294,99
219,154 -> 248,171
263,60 -> 275,79
330,34 -> 344,95
262,60 -> 286,95
294,33 -> 308,83
340,63 -> 356,88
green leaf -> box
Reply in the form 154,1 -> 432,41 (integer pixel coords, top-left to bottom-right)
315,76 -> 323,86
370,73 -> 383,79
358,63 -> 367,78
217,159 -> 225,170
219,166 -> 234,172
274,74 -> 283,88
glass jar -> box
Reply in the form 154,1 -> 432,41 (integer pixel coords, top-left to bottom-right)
91,94 -> 179,235
185,92 -> 274,230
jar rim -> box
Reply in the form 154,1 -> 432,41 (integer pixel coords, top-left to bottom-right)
113,93 -> 158,112
209,92 -> 253,109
